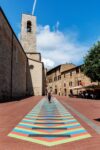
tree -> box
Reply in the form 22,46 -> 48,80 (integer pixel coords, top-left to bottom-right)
83,41 -> 100,83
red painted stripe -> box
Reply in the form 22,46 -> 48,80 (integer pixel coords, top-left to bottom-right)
71,132 -> 89,137
10,131 -> 28,137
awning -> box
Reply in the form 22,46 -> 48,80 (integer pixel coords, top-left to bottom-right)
83,82 -> 98,89
69,85 -> 83,90
69,82 -> 98,90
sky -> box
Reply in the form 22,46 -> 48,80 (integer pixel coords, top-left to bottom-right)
0,0 -> 100,69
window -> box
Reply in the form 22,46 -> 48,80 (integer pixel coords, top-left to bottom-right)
29,65 -> 34,69
55,85 -> 57,88
27,21 -> 32,32
50,87 -> 52,90
64,74 -> 66,78
70,71 -> 72,77
54,76 -> 57,81
76,68 -> 79,74
58,75 -> 61,80
64,88 -> 67,96
78,80 -> 82,85
55,89 -> 57,94
69,81 -> 72,87
64,83 -> 66,87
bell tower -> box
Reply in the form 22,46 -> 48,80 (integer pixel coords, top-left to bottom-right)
21,14 -> 37,53
19,0 -> 45,96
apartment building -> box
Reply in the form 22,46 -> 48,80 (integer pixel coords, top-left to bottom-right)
47,64 -> 97,96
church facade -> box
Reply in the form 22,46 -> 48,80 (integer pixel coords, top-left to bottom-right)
0,7 -> 46,101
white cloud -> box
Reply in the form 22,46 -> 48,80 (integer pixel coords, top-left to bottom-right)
37,23 -> 89,69
42,58 -> 55,69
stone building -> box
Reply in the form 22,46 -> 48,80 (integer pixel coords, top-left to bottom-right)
20,13 -> 45,96
61,65 -> 92,96
0,7 -> 45,101
47,64 -> 98,96
46,64 -> 76,96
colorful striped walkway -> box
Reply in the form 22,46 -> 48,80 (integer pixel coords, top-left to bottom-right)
8,98 -> 91,146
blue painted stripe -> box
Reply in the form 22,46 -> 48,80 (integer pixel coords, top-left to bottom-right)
22,120 -> 35,123
13,128 -> 86,135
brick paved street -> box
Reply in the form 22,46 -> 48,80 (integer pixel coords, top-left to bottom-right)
0,96 -> 100,150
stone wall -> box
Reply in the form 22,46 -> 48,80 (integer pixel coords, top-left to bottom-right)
21,14 -> 36,53
0,10 -> 12,100
42,65 -> 46,95
26,53 -> 41,61
0,8 -> 32,101
28,59 -> 43,96
12,35 -> 27,98
60,64 -> 76,72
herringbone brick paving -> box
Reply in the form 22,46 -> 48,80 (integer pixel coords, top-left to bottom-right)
0,96 -> 100,150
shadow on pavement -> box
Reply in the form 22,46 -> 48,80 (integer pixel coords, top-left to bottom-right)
94,118 -> 100,122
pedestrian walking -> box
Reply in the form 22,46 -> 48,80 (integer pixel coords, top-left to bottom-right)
48,92 -> 51,103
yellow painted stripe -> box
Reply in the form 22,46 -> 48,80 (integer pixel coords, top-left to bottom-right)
8,133 -> 91,147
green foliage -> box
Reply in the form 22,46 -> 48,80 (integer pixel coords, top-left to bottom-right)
83,41 -> 100,82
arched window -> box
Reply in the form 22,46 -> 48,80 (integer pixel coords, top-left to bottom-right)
27,21 -> 32,32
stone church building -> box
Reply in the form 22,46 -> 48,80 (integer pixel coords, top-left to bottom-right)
21,14 -> 46,96
0,7 -> 46,101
